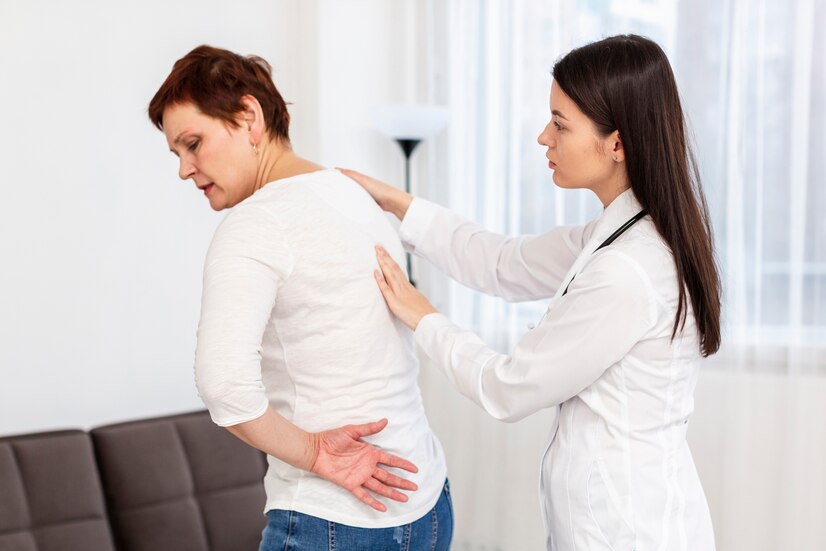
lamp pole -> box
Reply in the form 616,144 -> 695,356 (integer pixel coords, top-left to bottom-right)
395,138 -> 422,287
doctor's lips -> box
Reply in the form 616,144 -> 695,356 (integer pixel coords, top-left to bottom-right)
546,156 -> 557,169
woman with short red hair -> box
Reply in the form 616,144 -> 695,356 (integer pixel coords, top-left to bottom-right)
149,45 -> 452,551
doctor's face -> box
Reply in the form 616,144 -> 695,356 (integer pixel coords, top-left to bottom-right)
163,102 -> 258,211
537,81 -> 620,200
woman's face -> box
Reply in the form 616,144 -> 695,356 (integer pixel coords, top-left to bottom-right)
537,81 -> 624,204
163,102 -> 257,211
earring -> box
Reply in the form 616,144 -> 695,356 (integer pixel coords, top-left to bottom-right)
253,143 -> 259,155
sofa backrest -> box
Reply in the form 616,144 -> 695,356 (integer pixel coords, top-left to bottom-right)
90,410 -> 267,551
0,430 -> 116,551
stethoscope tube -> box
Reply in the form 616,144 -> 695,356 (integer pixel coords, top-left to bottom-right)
561,210 -> 648,296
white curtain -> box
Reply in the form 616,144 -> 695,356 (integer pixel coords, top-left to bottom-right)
413,0 -> 826,549
424,0 -> 826,367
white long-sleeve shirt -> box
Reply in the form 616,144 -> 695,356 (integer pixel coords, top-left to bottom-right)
400,189 -> 715,550
194,169 -> 446,528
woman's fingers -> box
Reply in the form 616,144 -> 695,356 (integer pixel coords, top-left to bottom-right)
352,486 -> 387,512
336,167 -> 362,180
363,477 -> 409,503
375,246 -> 408,288
337,168 -> 381,196
373,467 -> 419,491
338,168 -> 413,220
378,451 -> 419,474
374,269 -> 392,297
350,418 -> 389,438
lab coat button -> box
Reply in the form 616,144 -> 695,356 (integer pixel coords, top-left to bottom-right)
527,323 -> 536,330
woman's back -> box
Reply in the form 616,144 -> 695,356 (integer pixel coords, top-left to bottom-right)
196,168 -> 447,528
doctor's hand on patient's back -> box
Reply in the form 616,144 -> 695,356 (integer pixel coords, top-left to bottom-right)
373,245 -> 438,331
338,168 -> 413,222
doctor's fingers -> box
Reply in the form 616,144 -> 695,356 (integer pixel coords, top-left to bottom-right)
375,246 -> 409,290
339,168 -> 391,200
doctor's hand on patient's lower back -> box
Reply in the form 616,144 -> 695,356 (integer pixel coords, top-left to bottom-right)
309,418 -> 419,512
337,168 -> 414,222
374,245 -> 438,331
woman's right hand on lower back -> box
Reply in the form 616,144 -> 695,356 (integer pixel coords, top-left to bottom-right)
309,418 -> 419,512
337,168 -> 414,221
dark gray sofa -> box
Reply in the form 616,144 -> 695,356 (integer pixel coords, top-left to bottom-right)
0,411 -> 267,551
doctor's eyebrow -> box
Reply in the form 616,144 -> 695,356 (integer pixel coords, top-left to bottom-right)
551,109 -> 569,121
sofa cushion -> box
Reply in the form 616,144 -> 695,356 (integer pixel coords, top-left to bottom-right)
91,410 -> 267,551
0,430 -> 115,551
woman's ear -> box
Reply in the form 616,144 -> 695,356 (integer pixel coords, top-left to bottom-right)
609,130 -> 624,162
239,94 -> 265,146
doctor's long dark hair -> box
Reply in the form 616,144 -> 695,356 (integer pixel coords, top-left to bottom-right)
553,35 -> 721,357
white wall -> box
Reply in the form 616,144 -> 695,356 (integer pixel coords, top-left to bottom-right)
0,0 -> 315,434
3,3 -> 823,551
0,0 -> 425,435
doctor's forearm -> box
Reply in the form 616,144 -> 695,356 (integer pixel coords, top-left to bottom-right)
383,191 -> 413,221
225,407 -> 317,471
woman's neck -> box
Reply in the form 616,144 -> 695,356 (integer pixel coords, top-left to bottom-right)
594,164 -> 631,208
252,138 -> 324,193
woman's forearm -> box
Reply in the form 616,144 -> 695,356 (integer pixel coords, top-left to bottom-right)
226,407 -> 317,471
384,192 -> 414,221
223,405 -> 418,512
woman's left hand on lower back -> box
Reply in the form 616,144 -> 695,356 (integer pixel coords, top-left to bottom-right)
373,245 -> 438,331
310,418 -> 419,512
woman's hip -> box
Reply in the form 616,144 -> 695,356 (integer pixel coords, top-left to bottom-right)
259,479 -> 453,551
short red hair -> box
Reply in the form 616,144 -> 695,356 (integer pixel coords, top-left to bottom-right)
148,45 -> 290,141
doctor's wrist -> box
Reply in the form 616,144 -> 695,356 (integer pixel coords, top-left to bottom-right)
383,192 -> 413,221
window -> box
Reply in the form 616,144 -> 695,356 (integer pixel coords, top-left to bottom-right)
425,0 -> 825,369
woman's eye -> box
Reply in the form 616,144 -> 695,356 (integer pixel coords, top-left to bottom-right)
187,140 -> 200,152
553,121 -> 563,131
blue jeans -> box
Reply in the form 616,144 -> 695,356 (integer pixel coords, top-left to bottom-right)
258,479 -> 453,551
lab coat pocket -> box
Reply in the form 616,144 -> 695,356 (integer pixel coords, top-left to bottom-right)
587,459 -> 635,550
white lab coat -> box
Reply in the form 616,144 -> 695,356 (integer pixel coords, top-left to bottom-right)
399,189 -> 715,551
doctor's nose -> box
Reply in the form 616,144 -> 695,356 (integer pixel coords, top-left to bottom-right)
537,126 -> 554,147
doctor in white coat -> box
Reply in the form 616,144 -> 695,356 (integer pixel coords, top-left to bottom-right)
342,34 -> 720,550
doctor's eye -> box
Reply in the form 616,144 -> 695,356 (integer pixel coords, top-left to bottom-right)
187,140 -> 200,152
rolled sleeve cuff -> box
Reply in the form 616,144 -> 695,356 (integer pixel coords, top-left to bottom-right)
206,397 -> 269,428
398,197 -> 439,253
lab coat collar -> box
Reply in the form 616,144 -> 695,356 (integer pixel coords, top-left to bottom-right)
590,187 -> 645,244
550,188 -> 646,302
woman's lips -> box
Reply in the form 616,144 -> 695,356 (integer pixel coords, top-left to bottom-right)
548,160 -> 557,169
204,183 -> 215,195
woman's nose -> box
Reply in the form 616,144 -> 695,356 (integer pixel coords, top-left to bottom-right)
537,131 -> 554,148
178,158 -> 196,180
537,126 -> 551,146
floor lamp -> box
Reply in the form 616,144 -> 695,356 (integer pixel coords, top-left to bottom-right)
370,104 -> 448,286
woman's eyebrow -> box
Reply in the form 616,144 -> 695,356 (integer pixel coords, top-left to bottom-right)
551,109 -> 569,121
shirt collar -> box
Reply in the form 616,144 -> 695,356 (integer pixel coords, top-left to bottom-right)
590,187 -> 645,244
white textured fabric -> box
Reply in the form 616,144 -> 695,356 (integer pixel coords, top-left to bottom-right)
401,190 -> 715,550
194,169 -> 447,528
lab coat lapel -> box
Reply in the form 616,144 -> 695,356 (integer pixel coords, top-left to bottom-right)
552,188 -> 643,302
